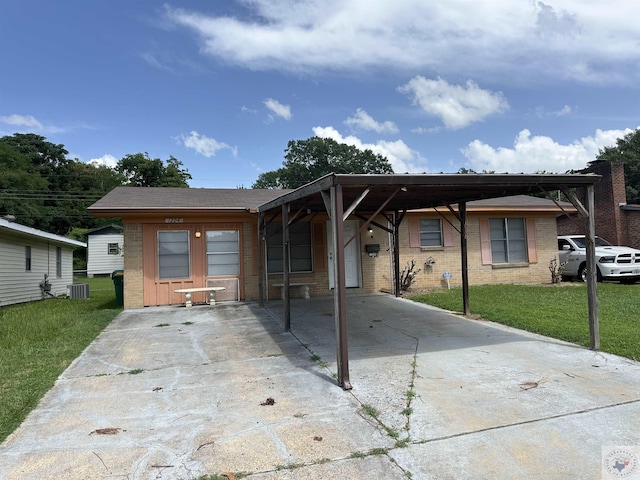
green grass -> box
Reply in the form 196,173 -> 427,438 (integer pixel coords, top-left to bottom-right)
0,276 -> 121,442
408,283 -> 640,360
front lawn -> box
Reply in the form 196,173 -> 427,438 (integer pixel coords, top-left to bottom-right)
408,283 -> 640,361
0,276 -> 121,443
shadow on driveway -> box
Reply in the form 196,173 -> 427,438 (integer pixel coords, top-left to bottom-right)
2,293 -> 639,480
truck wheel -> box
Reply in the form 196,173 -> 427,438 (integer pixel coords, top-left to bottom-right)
579,264 -> 602,282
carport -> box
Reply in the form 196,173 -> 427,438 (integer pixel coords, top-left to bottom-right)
257,173 -> 601,389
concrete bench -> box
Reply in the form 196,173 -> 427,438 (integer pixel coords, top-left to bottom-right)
174,287 -> 226,308
273,283 -> 316,299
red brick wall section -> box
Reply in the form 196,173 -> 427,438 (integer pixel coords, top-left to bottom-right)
583,161 -> 627,244
624,211 -> 640,249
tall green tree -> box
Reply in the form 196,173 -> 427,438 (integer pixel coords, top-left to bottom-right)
0,134 -> 124,234
597,128 -> 640,202
116,153 -> 191,187
252,137 -> 394,189
0,142 -> 48,227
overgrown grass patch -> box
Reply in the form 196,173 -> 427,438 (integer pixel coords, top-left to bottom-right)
408,283 -> 640,360
0,276 -> 121,442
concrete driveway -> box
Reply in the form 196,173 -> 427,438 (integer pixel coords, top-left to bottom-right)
2,294 -> 639,479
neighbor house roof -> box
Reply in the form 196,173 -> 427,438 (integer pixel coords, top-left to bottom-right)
449,194 -> 575,212
88,187 -> 293,216
0,219 -> 87,248
84,224 -> 123,236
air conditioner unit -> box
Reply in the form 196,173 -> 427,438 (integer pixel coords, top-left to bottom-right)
67,283 -> 90,299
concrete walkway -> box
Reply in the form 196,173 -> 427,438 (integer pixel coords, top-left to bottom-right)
2,294 -> 639,479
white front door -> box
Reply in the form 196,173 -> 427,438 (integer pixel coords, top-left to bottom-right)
327,220 -> 361,288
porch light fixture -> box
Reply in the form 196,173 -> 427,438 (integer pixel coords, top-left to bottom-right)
195,230 -> 201,238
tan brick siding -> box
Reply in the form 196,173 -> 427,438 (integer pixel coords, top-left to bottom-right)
121,213 -> 561,308
361,213 -> 559,293
123,222 -> 144,309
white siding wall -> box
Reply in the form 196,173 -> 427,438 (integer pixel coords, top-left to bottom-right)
87,233 -> 124,277
0,233 -> 76,307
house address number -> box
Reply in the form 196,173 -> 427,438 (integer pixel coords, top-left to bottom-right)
164,218 -> 184,223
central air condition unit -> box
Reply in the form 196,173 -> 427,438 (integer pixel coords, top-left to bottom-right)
67,283 -> 90,299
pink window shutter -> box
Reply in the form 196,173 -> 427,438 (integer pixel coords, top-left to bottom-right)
408,217 -> 420,247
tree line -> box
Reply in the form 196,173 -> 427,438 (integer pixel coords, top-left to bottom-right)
2,129 -> 640,238
0,133 -> 191,236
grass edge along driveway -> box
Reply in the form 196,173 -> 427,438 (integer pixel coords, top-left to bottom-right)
0,277 -> 121,443
408,283 -> 639,362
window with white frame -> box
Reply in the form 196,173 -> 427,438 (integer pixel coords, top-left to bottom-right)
489,218 -> 528,264
158,231 -> 190,279
206,230 -> 239,276
266,222 -> 312,273
419,219 -> 443,247
107,243 -> 119,255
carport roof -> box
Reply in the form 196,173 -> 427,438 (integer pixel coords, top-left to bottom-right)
257,173 -> 600,213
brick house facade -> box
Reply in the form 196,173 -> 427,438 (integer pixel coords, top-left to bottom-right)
557,160 -> 640,248
91,187 -> 570,309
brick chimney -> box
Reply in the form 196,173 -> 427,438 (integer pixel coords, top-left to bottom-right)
582,160 -> 627,245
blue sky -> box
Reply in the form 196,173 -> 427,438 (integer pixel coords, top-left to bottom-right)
1,1 -> 639,188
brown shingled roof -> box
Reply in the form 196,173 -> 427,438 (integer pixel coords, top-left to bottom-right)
88,186 -> 292,214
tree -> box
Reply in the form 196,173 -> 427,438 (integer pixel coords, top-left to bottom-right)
0,134 -> 124,234
0,142 -> 48,228
252,137 -> 394,189
597,128 -> 640,202
116,153 -> 191,187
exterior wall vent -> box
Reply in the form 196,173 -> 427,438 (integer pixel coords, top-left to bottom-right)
67,283 -> 90,299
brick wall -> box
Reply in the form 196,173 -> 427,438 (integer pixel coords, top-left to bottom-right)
358,213 -> 559,293
123,222 -> 144,309
624,210 -> 640,249
558,161 -> 629,244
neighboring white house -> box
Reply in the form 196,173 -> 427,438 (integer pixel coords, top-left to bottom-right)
85,224 -> 124,277
0,218 -> 87,307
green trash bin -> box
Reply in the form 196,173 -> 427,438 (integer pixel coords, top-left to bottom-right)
112,270 -> 124,306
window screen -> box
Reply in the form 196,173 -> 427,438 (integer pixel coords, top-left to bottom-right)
489,218 -> 527,264
206,230 -> 239,276
419,219 -> 443,247
266,222 -> 312,273
158,231 -> 190,279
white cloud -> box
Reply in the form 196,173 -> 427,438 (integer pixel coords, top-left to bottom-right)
263,98 -> 292,120
164,1 -> 640,84
0,113 -> 67,134
88,154 -> 118,168
398,76 -> 509,130
178,131 -> 236,157
0,114 -> 44,130
555,105 -> 572,116
312,126 -> 426,173
344,109 -> 398,134
462,128 -> 635,173
535,104 -> 573,118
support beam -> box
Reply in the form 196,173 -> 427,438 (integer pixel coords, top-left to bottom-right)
459,202 -> 470,316
393,210 -> 401,297
330,184 -> 352,390
342,187 -> 370,221
346,186 -> 403,247
585,185 -> 600,350
282,204 -> 291,332
258,213 -> 265,307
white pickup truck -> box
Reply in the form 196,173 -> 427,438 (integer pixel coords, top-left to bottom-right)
558,235 -> 640,283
